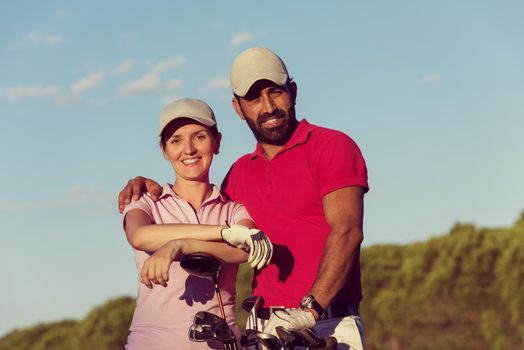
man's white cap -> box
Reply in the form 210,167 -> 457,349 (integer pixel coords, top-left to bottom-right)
159,98 -> 216,135
230,47 -> 289,97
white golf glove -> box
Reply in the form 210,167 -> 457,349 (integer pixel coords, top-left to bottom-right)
221,224 -> 273,270
264,308 -> 316,337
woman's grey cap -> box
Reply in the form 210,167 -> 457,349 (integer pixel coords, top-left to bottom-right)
230,47 -> 289,97
159,98 -> 216,135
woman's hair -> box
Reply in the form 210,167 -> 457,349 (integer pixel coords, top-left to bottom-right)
159,118 -> 219,150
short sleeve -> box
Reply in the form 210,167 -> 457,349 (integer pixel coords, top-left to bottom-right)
122,196 -> 154,231
313,131 -> 369,197
228,201 -> 253,225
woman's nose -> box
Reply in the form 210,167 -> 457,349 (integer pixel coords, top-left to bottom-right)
182,140 -> 196,154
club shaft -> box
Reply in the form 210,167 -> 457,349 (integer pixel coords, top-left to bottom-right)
214,281 -> 226,319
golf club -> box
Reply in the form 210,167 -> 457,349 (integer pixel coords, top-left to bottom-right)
180,253 -> 226,319
255,332 -> 280,350
182,254 -> 238,349
241,295 -> 263,332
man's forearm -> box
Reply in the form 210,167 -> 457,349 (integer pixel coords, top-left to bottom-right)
308,226 -> 363,309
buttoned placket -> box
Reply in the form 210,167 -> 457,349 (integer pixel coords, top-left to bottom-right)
169,190 -> 221,224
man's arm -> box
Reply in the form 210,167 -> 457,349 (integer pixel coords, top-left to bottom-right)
307,186 -> 364,318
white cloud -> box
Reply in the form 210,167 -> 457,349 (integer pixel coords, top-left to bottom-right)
0,184 -> 112,212
120,73 -> 162,95
112,59 -> 135,75
0,84 -> 58,102
120,74 -> 183,96
230,32 -> 255,47
419,73 -> 440,85
71,70 -> 105,94
201,77 -> 230,91
26,31 -> 64,46
54,94 -> 77,107
149,56 -> 186,74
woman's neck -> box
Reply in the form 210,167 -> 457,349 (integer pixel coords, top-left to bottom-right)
172,179 -> 212,212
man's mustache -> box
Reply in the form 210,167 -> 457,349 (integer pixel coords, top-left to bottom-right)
257,109 -> 287,124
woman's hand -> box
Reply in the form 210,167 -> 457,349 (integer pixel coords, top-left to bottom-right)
221,224 -> 273,270
140,240 -> 182,289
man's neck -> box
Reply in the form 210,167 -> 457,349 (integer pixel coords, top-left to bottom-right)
260,143 -> 283,161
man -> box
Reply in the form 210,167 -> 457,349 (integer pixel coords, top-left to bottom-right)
119,47 -> 369,349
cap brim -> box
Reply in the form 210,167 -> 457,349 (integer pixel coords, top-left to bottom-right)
234,72 -> 288,97
159,115 -> 216,136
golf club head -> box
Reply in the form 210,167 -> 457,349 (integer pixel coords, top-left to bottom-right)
294,328 -> 322,347
240,329 -> 260,347
241,295 -> 262,312
180,253 -> 222,281
193,311 -> 224,327
189,311 -> 236,343
310,336 -> 338,350
188,324 -> 215,342
275,326 -> 296,346
255,332 -> 280,350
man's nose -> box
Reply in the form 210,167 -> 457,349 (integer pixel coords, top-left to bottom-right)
259,92 -> 277,114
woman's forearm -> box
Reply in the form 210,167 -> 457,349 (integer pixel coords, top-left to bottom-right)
129,224 -> 227,252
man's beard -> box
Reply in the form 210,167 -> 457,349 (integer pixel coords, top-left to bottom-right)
245,107 -> 298,146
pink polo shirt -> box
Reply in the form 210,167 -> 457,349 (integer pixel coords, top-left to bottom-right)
222,119 -> 368,308
122,184 -> 252,350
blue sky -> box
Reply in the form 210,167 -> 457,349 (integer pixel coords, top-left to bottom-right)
1,0 -> 523,336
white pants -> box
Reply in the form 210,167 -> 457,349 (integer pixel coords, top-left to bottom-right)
250,315 -> 365,350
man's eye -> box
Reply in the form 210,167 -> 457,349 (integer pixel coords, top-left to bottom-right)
196,134 -> 207,141
170,139 -> 181,144
244,93 -> 261,102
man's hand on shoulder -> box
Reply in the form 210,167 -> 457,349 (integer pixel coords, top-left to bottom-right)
118,176 -> 162,213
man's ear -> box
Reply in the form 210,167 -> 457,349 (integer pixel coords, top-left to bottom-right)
214,132 -> 222,155
162,148 -> 169,160
288,81 -> 298,106
232,97 -> 245,120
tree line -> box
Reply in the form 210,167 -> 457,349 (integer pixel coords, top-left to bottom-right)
1,212 -> 523,350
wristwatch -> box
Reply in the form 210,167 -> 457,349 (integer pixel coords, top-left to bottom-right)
300,294 -> 325,317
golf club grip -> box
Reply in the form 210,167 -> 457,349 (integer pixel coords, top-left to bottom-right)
310,336 -> 337,349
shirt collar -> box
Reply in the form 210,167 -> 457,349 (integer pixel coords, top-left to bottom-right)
249,119 -> 316,160
159,183 -> 226,204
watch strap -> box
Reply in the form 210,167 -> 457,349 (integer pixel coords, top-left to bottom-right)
301,295 -> 325,317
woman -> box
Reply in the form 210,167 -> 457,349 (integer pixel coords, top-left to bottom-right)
122,98 -> 272,349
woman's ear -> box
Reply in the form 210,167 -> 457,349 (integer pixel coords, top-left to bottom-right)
214,132 -> 222,155
232,98 -> 245,120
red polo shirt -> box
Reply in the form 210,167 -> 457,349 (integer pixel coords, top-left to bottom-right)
222,119 -> 368,307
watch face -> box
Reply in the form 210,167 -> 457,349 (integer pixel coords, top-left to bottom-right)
301,295 -> 314,308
